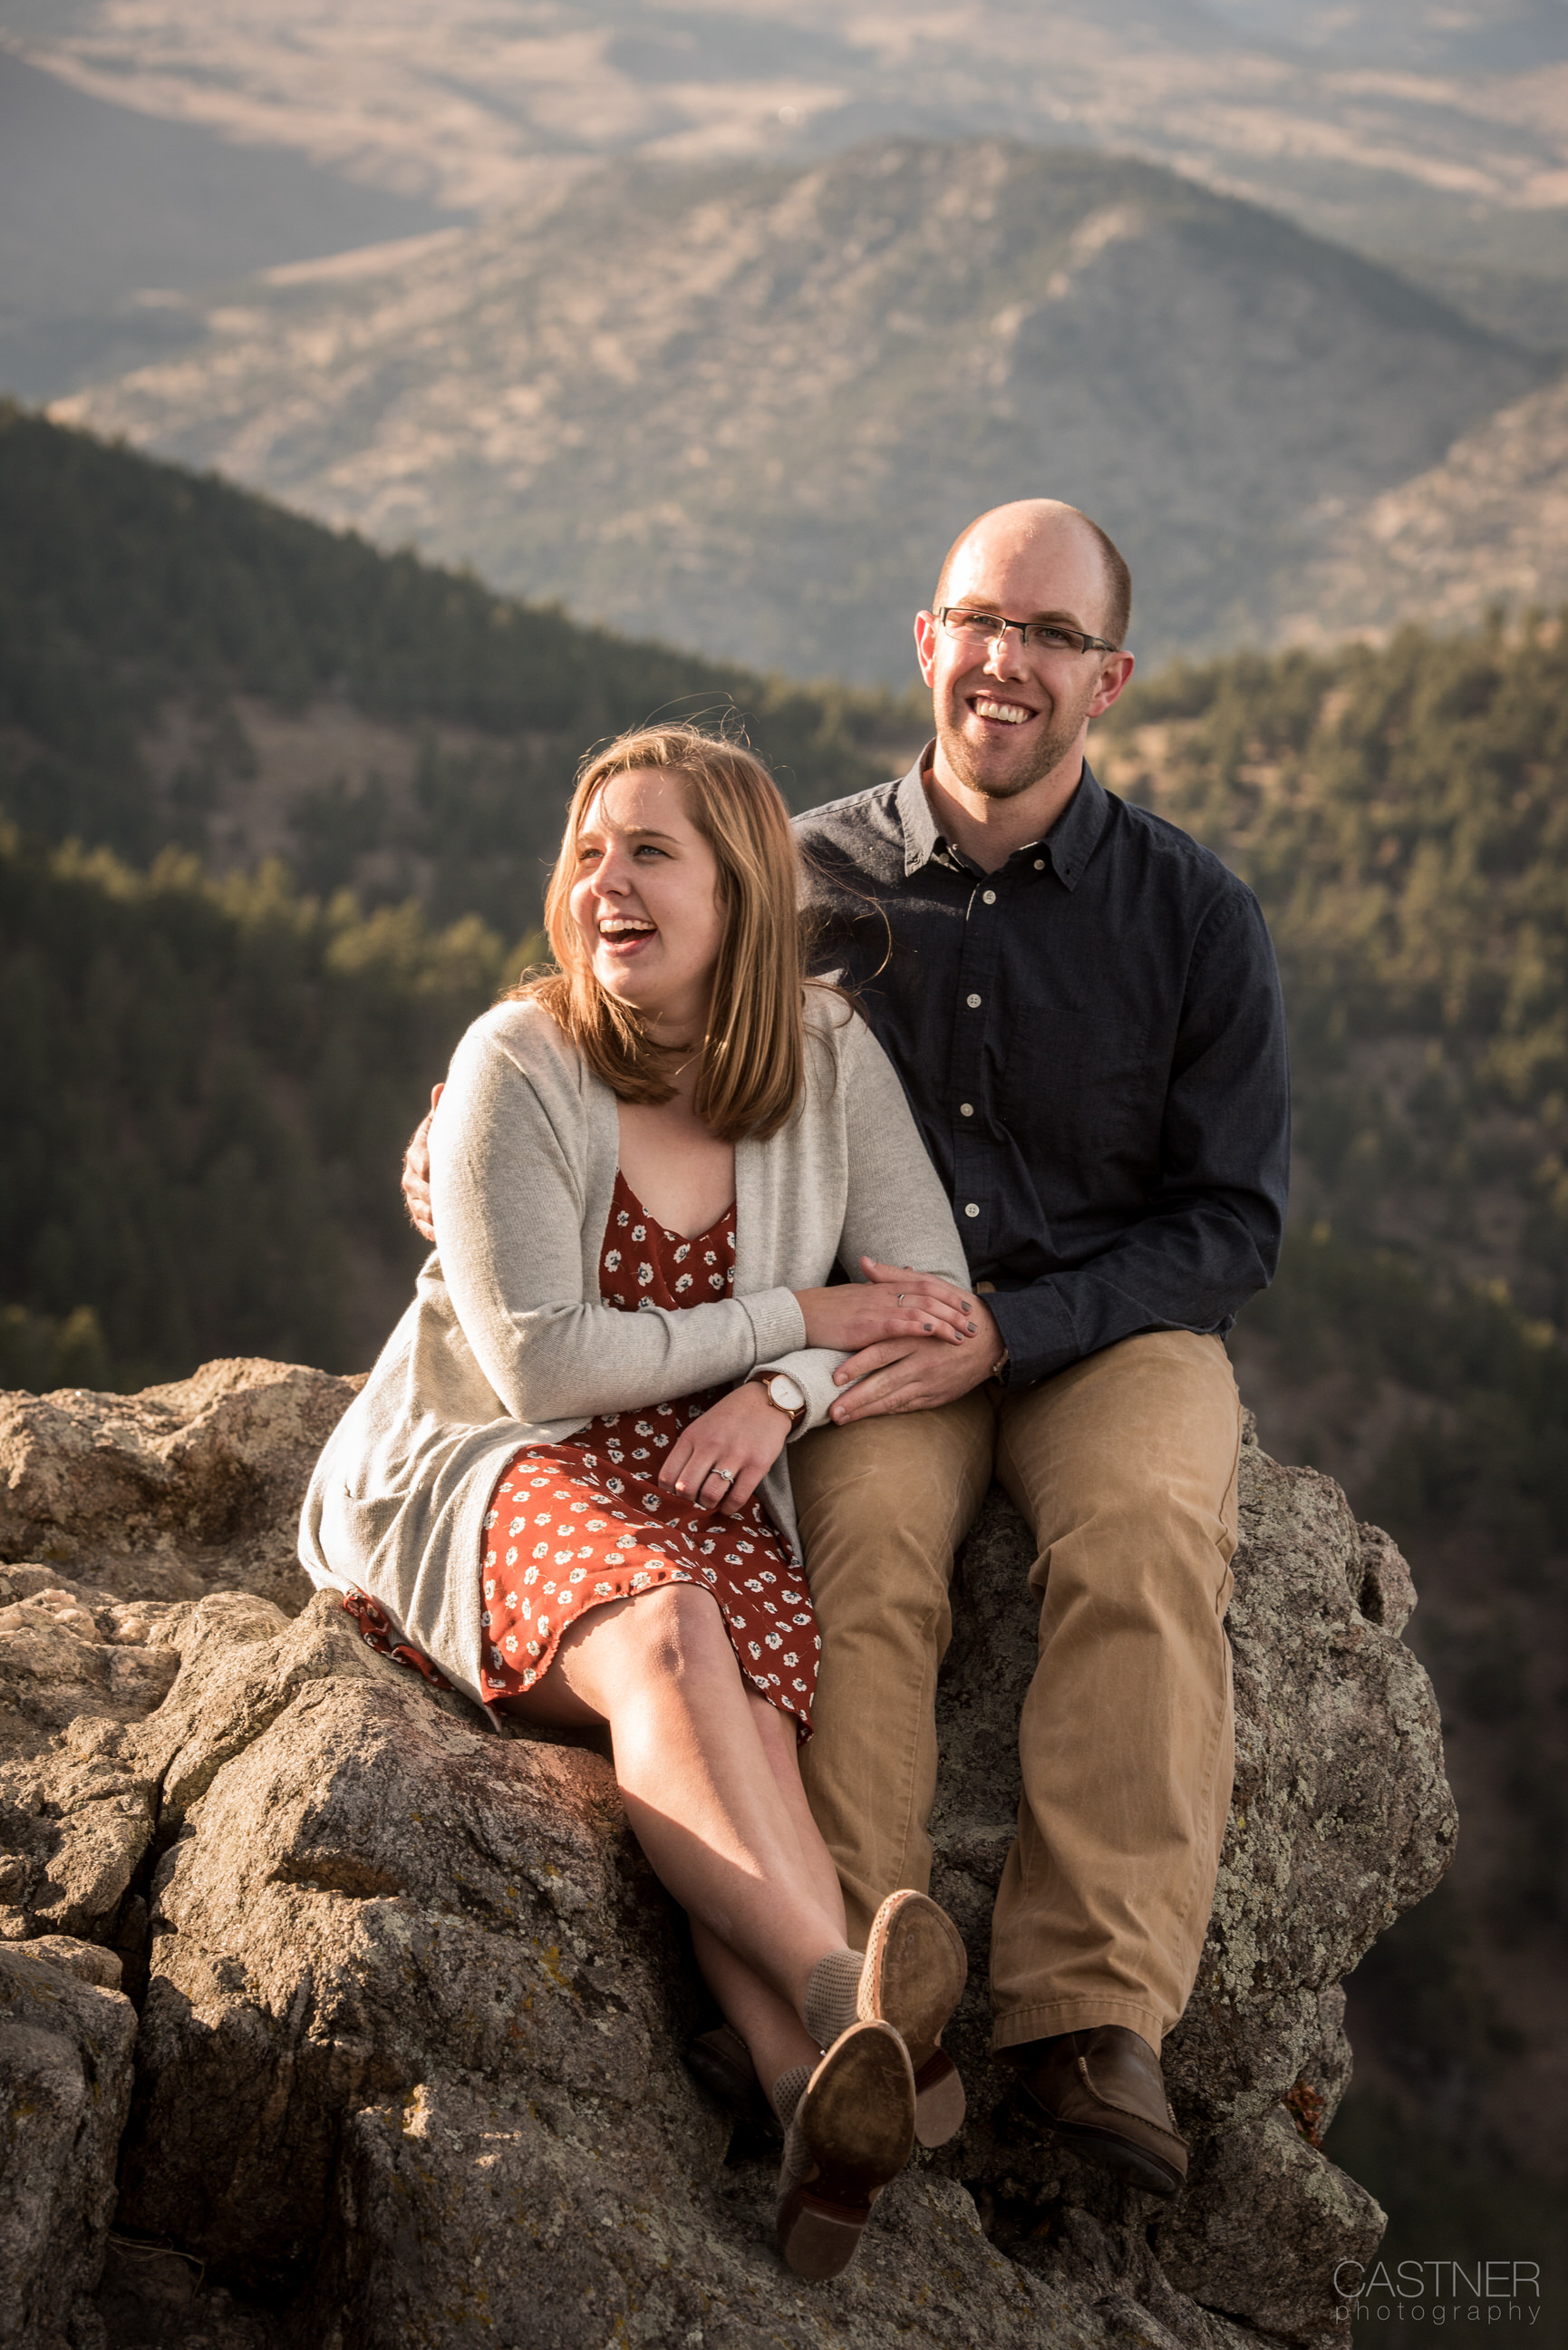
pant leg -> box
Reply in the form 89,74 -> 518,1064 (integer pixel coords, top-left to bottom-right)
988,1331 -> 1242,2054
789,1394 -> 994,1947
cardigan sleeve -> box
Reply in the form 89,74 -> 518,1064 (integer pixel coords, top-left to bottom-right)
429,1018 -> 805,1425
754,1010 -> 973,1432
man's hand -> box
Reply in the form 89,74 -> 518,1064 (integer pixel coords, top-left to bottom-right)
402,1084 -> 442,1245
829,1268 -> 1002,1421
659,1382 -> 790,1516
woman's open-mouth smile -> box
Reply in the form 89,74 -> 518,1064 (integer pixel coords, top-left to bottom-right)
597,915 -> 659,958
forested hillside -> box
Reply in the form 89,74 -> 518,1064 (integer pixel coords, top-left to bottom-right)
0,403 -> 916,929
1099,618 -> 1568,1551
0,830 -> 518,1386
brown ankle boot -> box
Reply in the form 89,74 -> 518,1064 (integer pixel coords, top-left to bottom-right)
1014,2025 -> 1188,2197
776,2021 -> 916,2279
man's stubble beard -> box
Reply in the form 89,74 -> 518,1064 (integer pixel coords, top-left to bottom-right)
940,707 -> 1086,801
937,676 -> 1098,801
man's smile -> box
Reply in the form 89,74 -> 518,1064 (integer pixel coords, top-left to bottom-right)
971,694 -> 1035,727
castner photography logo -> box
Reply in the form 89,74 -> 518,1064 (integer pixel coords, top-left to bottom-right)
1334,2261 -> 1542,2327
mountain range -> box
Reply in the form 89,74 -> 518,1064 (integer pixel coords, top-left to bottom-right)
0,402 -> 915,932
6,0 -> 1567,296
50,136 -> 1549,684
6,0 -> 1568,395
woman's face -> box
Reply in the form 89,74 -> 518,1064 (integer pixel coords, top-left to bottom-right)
568,767 -> 725,1037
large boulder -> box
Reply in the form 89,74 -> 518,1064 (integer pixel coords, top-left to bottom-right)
0,1360 -> 363,1615
0,1363 -> 1456,2349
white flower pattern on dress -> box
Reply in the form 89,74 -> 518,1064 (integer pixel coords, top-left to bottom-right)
352,1169 -> 816,1738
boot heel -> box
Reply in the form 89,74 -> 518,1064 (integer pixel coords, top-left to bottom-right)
913,2048 -> 966,2148
777,2183 -> 875,2280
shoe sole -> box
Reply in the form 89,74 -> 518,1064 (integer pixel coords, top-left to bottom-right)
778,2022 -> 916,2279
859,1891 -> 968,2144
685,2025 -> 961,2149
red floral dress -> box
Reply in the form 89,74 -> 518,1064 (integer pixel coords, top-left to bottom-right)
344,1172 -> 818,1734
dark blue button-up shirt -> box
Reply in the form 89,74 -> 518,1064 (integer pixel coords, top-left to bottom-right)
794,750 -> 1290,1388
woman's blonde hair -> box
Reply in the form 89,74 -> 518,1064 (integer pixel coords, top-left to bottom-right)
515,723 -> 807,1142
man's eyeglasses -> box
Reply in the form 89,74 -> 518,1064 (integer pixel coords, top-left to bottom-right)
936,607 -> 1121,657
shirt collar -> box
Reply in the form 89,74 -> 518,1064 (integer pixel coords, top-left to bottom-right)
895,750 -> 943,877
894,744 -> 1110,892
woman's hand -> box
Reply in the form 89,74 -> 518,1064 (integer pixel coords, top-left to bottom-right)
792,1259 -> 979,1353
659,1382 -> 791,1517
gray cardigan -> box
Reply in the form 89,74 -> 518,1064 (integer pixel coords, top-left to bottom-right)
299,989 -> 969,1704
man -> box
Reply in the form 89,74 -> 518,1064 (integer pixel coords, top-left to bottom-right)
404,500 -> 1289,2198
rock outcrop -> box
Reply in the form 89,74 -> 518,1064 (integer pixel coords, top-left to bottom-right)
0,1943 -> 137,2350
0,1362 -> 1456,2350
0,1359 -> 362,1617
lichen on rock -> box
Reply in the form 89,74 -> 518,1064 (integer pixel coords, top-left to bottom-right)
0,1365 -> 1456,2349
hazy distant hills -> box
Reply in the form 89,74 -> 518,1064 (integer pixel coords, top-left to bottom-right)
53,139 -> 1545,684
0,49 -> 457,399
1283,371 -> 1568,641
8,0 -> 1568,312
1200,0 -> 1568,68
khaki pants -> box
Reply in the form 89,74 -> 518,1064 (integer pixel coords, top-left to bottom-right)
790,1330 -> 1242,2054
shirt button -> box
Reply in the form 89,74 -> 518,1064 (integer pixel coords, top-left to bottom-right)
960,1102 -> 974,1117
982,889 -> 996,905
964,1202 -> 980,1219
976,1279 -> 995,1294
1033,859 -> 1045,870
966,992 -> 982,1008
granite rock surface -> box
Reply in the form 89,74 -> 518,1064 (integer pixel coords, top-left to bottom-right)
0,1363 -> 1456,2349
0,1358 -> 363,1617
0,1943 -> 137,2350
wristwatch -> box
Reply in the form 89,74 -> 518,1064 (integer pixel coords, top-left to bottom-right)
752,1371 -> 808,1427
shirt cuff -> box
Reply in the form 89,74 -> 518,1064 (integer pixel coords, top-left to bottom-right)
986,1281 -> 1078,1389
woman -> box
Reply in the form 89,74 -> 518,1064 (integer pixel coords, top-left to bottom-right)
300,725 -> 979,2278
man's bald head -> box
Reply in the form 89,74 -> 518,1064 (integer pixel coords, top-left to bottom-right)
934,500 -> 1131,649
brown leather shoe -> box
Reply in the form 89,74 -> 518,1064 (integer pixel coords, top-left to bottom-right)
776,2020 -> 916,2279
684,2025 -> 777,2131
1014,2025 -> 1188,2197
686,2018 -> 961,2148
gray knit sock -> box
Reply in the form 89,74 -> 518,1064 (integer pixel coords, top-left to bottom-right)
803,1947 -> 865,2052
772,2061 -> 813,2130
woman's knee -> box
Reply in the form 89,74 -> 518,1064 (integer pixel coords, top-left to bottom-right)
609,1578 -> 732,1681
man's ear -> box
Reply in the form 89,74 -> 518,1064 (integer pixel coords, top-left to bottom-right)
1089,650 -> 1136,720
914,610 -> 939,689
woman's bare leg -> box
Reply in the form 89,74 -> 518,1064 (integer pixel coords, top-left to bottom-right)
690,1692 -> 847,2105
499,1585 -> 849,2038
